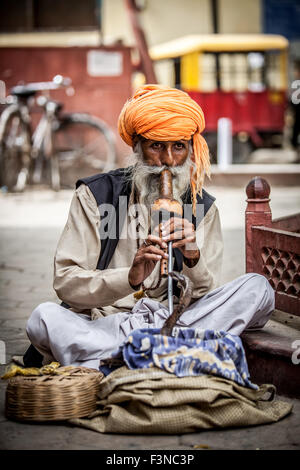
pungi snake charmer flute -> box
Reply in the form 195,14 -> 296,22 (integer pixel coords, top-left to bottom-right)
151,169 -> 194,335
151,168 -> 183,316
134,168 -> 193,333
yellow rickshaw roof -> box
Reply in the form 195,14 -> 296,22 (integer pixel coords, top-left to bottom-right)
150,34 -> 289,60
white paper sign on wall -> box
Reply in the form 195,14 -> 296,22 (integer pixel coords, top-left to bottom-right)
87,50 -> 123,77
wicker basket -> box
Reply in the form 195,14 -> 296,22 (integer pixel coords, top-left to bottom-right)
5,366 -> 103,422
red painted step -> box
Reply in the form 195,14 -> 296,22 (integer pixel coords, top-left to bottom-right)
241,310 -> 300,398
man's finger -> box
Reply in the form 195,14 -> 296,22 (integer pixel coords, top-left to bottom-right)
161,228 -> 195,243
161,230 -> 183,241
146,234 -> 168,249
144,253 -> 161,260
165,234 -> 195,244
143,253 -> 168,261
160,217 -> 181,233
161,218 -> 193,236
172,236 -> 197,249
142,245 -> 169,258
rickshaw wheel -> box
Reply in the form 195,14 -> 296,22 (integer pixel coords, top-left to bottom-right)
232,136 -> 255,164
204,132 -> 254,164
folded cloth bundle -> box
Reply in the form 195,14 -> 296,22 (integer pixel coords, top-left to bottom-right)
105,327 -> 258,390
70,366 -> 292,434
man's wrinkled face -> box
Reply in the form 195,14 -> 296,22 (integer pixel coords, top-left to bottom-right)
129,138 -> 194,208
140,139 -> 191,167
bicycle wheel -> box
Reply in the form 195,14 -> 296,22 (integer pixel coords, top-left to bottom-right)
0,111 -> 32,191
52,113 -> 116,188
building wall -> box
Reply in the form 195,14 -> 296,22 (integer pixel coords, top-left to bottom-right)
102,0 -> 262,47
0,0 -> 265,166
0,43 -> 133,165
262,0 -> 300,41
219,0 -> 261,34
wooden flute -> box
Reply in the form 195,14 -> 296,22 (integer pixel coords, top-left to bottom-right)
150,169 -> 182,315
151,168 -> 183,276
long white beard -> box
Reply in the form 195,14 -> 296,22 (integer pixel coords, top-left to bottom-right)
128,143 -> 194,208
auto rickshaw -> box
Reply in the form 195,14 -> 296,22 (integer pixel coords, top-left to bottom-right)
150,34 -> 289,162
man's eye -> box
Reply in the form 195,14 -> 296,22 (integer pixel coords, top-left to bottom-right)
174,143 -> 184,149
151,143 -> 162,149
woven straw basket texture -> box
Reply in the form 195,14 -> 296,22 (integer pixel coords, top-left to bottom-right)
5,366 -> 103,422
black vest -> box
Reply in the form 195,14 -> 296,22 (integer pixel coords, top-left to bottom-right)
76,167 -> 216,274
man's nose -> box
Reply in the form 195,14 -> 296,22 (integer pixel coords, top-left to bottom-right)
160,144 -> 174,166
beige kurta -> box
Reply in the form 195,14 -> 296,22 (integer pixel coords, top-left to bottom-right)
53,183 -> 223,319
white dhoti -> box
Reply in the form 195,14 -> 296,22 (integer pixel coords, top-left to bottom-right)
26,273 -> 275,370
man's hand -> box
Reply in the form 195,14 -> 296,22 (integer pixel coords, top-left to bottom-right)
155,216 -> 200,265
128,235 -> 168,288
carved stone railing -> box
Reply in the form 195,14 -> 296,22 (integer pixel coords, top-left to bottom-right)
245,177 -> 300,316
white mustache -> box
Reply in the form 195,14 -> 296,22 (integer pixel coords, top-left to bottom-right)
134,163 -> 187,176
131,162 -> 191,208
126,140 -> 196,208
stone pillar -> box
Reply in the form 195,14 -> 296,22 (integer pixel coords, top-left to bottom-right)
245,177 -> 272,273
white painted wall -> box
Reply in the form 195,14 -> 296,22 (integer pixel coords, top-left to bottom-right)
219,0 -> 261,34
102,0 -> 262,47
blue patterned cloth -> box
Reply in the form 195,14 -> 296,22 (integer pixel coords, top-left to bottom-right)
121,327 -> 258,390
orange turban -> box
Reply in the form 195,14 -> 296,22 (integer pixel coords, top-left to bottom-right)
118,84 -> 210,213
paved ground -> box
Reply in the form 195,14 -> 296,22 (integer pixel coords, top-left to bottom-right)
0,181 -> 299,450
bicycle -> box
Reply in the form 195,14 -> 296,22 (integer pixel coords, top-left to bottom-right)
0,75 -> 116,191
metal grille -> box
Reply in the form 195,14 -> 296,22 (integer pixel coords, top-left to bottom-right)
261,246 -> 300,297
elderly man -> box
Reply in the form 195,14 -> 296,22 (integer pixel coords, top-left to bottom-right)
25,85 -> 274,369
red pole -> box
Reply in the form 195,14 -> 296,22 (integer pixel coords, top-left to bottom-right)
124,0 -> 157,84
245,177 -> 272,273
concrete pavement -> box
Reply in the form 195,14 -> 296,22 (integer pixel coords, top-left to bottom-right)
0,182 -> 299,450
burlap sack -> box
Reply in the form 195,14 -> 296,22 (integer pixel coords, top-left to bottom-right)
70,366 -> 292,434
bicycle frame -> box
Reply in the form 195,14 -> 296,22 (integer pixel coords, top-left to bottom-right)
0,98 -> 32,190
0,84 -> 66,191
0,74 -> 116,191
31,99 -> 61,190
